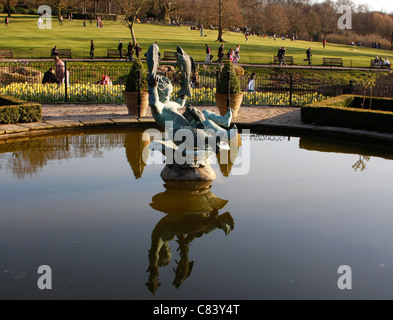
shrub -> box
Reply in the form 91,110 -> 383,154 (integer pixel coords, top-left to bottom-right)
0,95 -> 41,124
216,61 -> 241,94
125,59 -> 148,92
301,95 -> 393,133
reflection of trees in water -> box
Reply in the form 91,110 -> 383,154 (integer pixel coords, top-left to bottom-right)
352,155 -> 371,172
124,131 -> 149,179
216,134 -> 241,177
0,133 -> 126,179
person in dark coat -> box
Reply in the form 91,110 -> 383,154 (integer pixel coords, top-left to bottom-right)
303,47 -> 312,65
90,40 -> 95,59
51,46 -> 58,58
134,43 -> 142,59
277,47 -> 287,66
118,40 -> 123,59
217,44 -> 224,63
42,68 -> 60,84
127,42 -> 133,61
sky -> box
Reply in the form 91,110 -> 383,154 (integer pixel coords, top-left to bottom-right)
313,0 -> 393,13
355,0 -> 393,12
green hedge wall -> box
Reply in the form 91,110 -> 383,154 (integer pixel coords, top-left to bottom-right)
301,95 -> 393,134
348,96 -> 393,113
0,95 -> 42,124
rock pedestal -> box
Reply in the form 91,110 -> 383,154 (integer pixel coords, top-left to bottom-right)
161,164 -> 216,182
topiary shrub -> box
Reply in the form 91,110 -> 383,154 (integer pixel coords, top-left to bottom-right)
0,95 -> 41,124
125,59 -> 148,92
301,95 -> 393,134
216,60 -> 241,94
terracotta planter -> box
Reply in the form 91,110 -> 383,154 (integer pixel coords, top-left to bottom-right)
215,93 -> 244,118
123,91 -> 149,117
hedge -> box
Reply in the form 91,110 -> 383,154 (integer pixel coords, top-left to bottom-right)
0,95 -> 42,124
69,13 -> 117,21
301,95 -> 393,134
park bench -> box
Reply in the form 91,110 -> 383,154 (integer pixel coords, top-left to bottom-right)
0,49 -> 13,58
273,55 -> 294,65
323,57 -> 343,67
163,51 -> 177,60
51,49 -> 72,58
370,59 -> 391,69
107,49 -> 127,58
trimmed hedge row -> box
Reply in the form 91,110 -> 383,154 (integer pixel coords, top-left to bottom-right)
347,96 -> 393,113
301,95 -> 393,134
0,95 -> 42,124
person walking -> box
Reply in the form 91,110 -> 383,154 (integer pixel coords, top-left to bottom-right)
90,40 -> 95,60
205,44 -> 211,64
323,38 -> 326,49
5,17 -> 9,27
59,15 -> 63,26
118,40 -> 123,59
134,43 -> 142,59
217,44 -> 224,63
127,42 -> 134,61
303,47 -> 312,65
200,24 -> 204,37
278,47 -> 287,66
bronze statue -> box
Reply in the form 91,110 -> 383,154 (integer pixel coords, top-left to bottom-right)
146,44 -> 237,179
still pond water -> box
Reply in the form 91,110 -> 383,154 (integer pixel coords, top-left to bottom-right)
1,128 -> 393,300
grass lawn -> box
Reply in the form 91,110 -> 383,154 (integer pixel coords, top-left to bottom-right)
1,14 -> 393,68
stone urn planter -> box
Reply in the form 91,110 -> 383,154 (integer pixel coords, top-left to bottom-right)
124,58 -> 148,117
215,93 -> 244,118
215,60 -> 243,119
123,91 -> 149,117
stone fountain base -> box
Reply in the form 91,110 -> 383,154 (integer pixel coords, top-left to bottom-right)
161,164 -> 216,182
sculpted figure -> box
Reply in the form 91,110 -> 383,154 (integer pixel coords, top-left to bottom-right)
146,44 -> 236,143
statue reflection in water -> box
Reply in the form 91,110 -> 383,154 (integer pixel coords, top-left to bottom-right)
146,180 -> 234,295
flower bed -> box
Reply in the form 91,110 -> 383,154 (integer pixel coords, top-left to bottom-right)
0,83 -> 328,106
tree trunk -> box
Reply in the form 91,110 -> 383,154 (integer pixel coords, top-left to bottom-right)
162,3 -> 171,23
129,20 -> 137,47
58,1 -> 61,18
216,0 -> 224,42
7,0 -> 11,17
94,0 -> 98,17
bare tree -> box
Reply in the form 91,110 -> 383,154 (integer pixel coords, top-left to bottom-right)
49,0 -> 69,18
5,0 -> 15,17
118,0 -> 147,46
305,9 -> 321,41
263,4 -> 290,35
314,0 -> 338,38
159,0 -> 184,23
216,0 -> 243,42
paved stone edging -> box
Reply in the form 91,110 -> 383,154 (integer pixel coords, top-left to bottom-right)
1,117 -> 393,144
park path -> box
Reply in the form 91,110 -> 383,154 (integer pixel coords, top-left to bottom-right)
41,104 -> 301,125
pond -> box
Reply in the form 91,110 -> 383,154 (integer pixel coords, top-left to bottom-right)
1,128 -> 393,300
